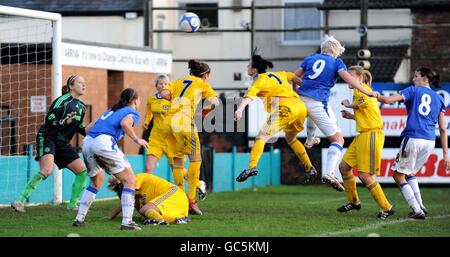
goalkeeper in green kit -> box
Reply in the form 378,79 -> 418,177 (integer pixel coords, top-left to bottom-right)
11,75 -> 89,212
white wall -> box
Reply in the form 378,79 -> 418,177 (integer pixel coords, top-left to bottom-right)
62,16 -> 144,47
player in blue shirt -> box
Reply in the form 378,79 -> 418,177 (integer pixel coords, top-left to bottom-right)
72,88 -> 149,230
294,35 -> 379,191
377,67 -> 449,219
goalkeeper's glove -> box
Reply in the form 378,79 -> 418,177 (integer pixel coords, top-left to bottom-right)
59,111 -> 77,126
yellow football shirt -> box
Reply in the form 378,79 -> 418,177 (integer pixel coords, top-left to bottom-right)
352,83 -> 384,132
144,93 -> 171,133
166,75 -> 217,119
135,173 -> 175,206
245,71 -> 299,113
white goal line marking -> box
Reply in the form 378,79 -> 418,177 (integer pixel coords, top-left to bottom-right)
311,214 -> 450,237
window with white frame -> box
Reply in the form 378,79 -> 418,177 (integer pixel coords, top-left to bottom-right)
283,0 -> 322,43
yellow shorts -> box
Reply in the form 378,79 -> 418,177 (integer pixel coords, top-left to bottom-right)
150,186 -> 189,224
260,98 -> 307,136
342,130 -> 385,175
146,129 -> 170,160
165,116 -> 201,158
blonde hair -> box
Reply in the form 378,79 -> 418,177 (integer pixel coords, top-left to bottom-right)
362,70 -> 372,86
349,66 -> 372,87
320,35 -> 345,57
154,74 -> 170,86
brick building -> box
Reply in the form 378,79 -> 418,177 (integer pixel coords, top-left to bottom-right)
411,7 -> 450,80
0,40 -> 172,156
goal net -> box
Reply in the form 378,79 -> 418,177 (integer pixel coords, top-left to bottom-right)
0,5 -> 62,206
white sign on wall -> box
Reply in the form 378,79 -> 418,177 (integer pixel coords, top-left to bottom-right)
322,148 -> 450,184
30,96 -> 47,113
61,42 -> 172,74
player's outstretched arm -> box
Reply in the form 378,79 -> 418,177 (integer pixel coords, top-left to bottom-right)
105,203 -> 122,220
235,97 -> 253,121
339,70 -> 378,98
438,111 -> 450,171
120,115 -> 149,149
377,93 -> 404,104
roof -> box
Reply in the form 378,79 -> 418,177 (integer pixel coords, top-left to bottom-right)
0,0 -> 145,16
339,44 -> 409,82
322,0 -> 450,10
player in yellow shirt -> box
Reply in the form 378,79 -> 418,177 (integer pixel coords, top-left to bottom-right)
160,60 -> 219,215
234,52 -> 317,183
143,74 -> 207,198
339,66 -> 394,219
143,74 -> 172,173
108,173 -> 189,225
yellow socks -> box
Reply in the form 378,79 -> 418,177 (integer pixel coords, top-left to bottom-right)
249,139 -> 265,168
187,160 -> 202,200
367,180 -> 391,211
173,165 -> 185,189
343,175 -> 360,204
287,138 -> 313,171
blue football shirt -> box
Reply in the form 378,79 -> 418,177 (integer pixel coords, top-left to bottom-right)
297,53 -> 347,102
88,106 -> 140,143
400,85 -> 446,140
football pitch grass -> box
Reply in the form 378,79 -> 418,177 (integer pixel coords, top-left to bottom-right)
1,185 -> 449,237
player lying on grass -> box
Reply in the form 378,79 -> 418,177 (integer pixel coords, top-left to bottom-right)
294,35 -> 379,191
107,173 -> 189,225
72,88 -> 148,230
377,67 -> 450,219
143,74 -> 206,197
12,75 -> 88,212
234,50 -> 317,183
338,66 -> 394,219
159,60 -> 219,216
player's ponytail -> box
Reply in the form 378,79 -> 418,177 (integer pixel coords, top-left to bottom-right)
349,65 -> 364,80
62,74 -> 79,94
61,85 -> 70,94
107,177 -> 123,198
416,67 -> 441,88
251,49 -> 274,74
362,70 -> 373,87
349,66 -> 372,87
111,88 -> 139,111
188,60 -> 211,77
431,73 -> 441,88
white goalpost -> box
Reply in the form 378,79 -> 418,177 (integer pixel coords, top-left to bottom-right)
0,5 -> 62,205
